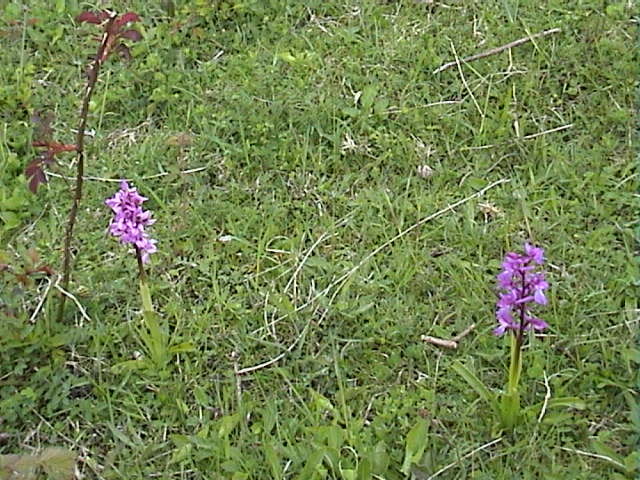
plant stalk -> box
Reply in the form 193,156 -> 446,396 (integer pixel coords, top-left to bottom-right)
500,275 -> 528,428
57,15 -> 117,322
136,247 -> 153,313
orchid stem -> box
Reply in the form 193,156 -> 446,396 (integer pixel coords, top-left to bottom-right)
508,333 -> 522,395
136,247 -> 153,313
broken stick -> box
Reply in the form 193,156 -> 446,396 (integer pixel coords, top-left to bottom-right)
421,323 -> 477,349
433,28 -> 561,74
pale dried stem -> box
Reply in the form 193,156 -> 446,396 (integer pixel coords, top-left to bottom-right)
28,276 -> 54,324
45,166 -> 209,183
558,446 -> 626,470
421,323 -> 476,350
426,437 -> 503,479
433,28 -> 561,74
537,370 -> 552,423
521,123 -> 573,140
421,336 -> 458,349
55,282 -> 93,326
453,323 -> 477,342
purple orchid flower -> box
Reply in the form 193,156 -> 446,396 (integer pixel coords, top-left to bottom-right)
494,243 -> 549,336
105,181 -> 157,263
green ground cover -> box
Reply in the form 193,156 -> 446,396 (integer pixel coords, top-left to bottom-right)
0,1 -> 638,478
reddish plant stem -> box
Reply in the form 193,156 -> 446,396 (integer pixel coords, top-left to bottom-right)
57,14 -> 118,322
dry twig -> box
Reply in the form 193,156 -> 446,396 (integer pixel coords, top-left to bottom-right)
537,370 -> 552,423
460,123 -> 573,152
427,437 -> 503,479
558,446 -> 626,470
28,276 -> 54,324
452,323 -> 477,342
45,166 -> 208,183
422,323 -> 477,349
55,281 -> 93,326
433,28 -> 561,74
521,123 -> 573,140
421,336 -> 458,349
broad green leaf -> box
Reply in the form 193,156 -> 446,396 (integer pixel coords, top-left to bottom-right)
296,448 -> 325,480
623,348 -> 640,364
218,413 -> 241,439
624,451 -> 640,473
547,397 -> 586,410
452,361 -> 496,409
310,389 -> 336,415
168,342 -> 195,354
401,418 -> 429,475
356,457 -> 372,480
268,293 -> 295,314
360,85 -> 378,111
324,426 -> 344,451
341,469 -> 356,480
625,392 -> 640,430
342,107 -> 360,118
111,359 -> 148,373
262,403 -> 277,434
277,52 -> 296,64
0,210 -> 20,229
263,442 -> 282,479
371,441 -> 389,474
193,386 -> 210,406
170,434 -> 191,448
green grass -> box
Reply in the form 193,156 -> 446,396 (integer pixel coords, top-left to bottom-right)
0,0 -> 638,478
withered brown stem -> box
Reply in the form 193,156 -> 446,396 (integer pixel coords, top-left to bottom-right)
57,13 -> 118,322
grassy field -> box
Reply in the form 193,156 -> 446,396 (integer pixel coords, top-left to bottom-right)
0,1 -> 638,478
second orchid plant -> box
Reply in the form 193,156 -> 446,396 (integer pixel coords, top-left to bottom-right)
453,242 -> 552,429
494,243 -> 549,428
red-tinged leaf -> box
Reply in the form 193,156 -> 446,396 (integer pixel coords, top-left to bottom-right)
28,172 -> 47,194
25,163 -> 47,194
34,265 -> 55,276
115,12 -> 141,28
49,142 -> 77,155
77,11 -> 108,24
7,19 -> 38,26
25,161 -> 41,177
119,29 -> 142,42
33,141 -> 74,152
